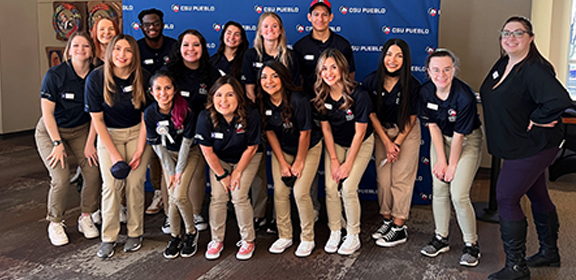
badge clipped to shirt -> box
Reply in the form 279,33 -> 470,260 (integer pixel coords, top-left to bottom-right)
211,132 -> 224,139
447,108 -> 457,122
427,102 -> 439,111
304,55 -> 314,61
123,85 -> 133,93
265,109 -> 273,116
156,120 -> 175,146
181,91 -> 190,97
345,109 -> 355,121
143,58 -> 154,65
324,103 -> 333,110
62,92 -> 75,100
492,70 -> 499,80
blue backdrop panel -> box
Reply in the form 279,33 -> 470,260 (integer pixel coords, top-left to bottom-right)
123,0 -> 439,204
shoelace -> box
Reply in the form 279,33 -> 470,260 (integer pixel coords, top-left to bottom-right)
429,236 -> 448,249
376,223 -> 390,235
53,222 -> 66,234
382,228 -> 399,241
462,245 -> 479,257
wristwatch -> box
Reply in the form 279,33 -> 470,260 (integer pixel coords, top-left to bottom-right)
216,169 -> 230,181
52,139 -> 63,146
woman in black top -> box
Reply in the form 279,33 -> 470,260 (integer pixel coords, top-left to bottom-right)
35,31 -> 101,246
210,21 -> 249,80
312,49 -> 374,256
257,61 -> 323,257
480,17 -> 572,280
144,71 -> 201,259
418,49 -> 483,267
362,38 -> 421,248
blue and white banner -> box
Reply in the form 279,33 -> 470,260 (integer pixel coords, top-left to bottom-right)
125,0 -> 440,204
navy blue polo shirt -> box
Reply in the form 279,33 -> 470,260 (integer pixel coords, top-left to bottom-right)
209,54 -> 231,77
419,77 -> 481,137
480,56 -> 572,159
362,71 -> 421,125
162,64 -> 221,116
85,67 -> 151,128
137,36 -> 177,75
144,102 -> 196,151
319,87 -> 374,147
241,48 -> 301,87
264,91 -> 323,155
194,106 -> 262,163
293,32 -> 355,99
40,62 -> 93,128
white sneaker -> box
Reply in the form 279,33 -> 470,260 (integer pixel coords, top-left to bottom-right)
48,222 -> 69,246
145,190 -> 163,215
268,238 -> 293,254
295,240 -> 315,257
338,234 -> 361,255
91,209 -> 102,225
78,215 -> 99,239
194,214 -> 208,231
120,206 -> 128,224
324,230 -> 341,253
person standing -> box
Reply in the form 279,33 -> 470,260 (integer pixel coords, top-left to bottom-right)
91,17 -> 119,67
210,21 -> 249,80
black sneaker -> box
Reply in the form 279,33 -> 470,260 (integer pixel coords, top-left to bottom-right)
266,219 -> 277,234
254,217 -> 266,231
181,231 -> 199,258
421,234 -> 450,257
163,236 -> 182,259
372,218 -> 393,239
460,243 -> 481,267
376,224 -> 407,247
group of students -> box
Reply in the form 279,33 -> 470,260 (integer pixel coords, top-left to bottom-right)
35,0 -> 572,278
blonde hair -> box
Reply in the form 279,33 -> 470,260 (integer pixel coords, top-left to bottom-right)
103,34 -> 145,109
63,31 -> 95,62
253,12 -> 291,68
312,49 -> 357,115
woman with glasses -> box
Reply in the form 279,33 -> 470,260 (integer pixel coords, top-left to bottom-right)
480,16 -> 571,280
419,49 -> 483,267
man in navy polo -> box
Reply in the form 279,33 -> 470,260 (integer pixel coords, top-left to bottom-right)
137,8 -> 177,75
293,0 -> 356,221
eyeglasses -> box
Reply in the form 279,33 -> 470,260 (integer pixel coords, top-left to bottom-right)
142,21 -> 162,29
500,30 -> 528,38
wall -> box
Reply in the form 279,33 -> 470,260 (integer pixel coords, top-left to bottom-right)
0,0 -> 41,134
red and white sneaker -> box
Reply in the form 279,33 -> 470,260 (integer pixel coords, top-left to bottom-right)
236,241 -> 255,260
205,241 -> 224,260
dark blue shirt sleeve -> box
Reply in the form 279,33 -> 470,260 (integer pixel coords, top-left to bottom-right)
294,95 -> 313,131
241,49 -> 257,84
144,107 -> 161,145
40,68 -> 60,102
354,89 -> 372,123
453,89 -> 477,135
194,110 -> 214,147
84,70 -> 103,113
245,110 -> 262,146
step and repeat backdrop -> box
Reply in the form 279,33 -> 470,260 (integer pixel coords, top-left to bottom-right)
123,0 -> 441,204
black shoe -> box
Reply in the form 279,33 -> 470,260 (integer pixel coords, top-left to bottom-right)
376,224 -> 407,247
254,217 -> 266,231
460,243 -> 481,267
488,218 -> 530,280
266,219 -> 277,234
526,209 -> 560,267
181,231 -> 199,258
420,234 -> 450,257
163,236 -> 182,259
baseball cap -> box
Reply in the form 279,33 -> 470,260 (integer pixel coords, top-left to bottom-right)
309,0 -> 332,13
110,161 -> 131,180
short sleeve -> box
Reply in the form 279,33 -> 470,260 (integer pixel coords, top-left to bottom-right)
409,77 -> 422,115
452,89 -> 477,135
144,107 -> 161,145
194,110 -> 214,147
241,49 -> 257,84
84,69 -> 104,113
182,109 -> 196,139
288,51 -> 301,87
245,109 -> 262,146
40,68 -> 60,102
354,89 -> 372,123
293,94 -> 313,131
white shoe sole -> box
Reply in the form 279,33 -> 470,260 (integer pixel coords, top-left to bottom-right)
337,244 -> 360,255
205,247 -> 223,260
195,223 -> 208,231
78,226 -> 99,239
269,241 -> 293,254
49,237 -> 69,246
421,246 -> 450,257
295,244 -> 315,257
459,252 -> 480,267
376,237 -> 407,248
236,250 -> 254,260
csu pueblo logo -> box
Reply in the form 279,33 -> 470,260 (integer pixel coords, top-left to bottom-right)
296,24 -> 305,33
131,22 -> 140,31
425,46 -> 435,54
213,23 -> 221,32
381,25 -> 430,35
428,8 -> 438,17
254,5 -> 299,13
171,4 -> 215,12
339,5 -> 386,15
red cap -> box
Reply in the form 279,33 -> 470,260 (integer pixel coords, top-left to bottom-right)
309,0 -> 332,13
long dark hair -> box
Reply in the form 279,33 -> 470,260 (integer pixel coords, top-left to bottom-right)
214,21 -> 249,79
206,75 -> 248,129
499,16 -> 555,74
149,70 -> 190,129
256,60 -> 298,131
376,38 -> 412,133
167,29 -> 214,88
312,49 -> 357,115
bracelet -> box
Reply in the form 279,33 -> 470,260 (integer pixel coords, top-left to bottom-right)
216,169 -> 230,181
394,142 -> 401,148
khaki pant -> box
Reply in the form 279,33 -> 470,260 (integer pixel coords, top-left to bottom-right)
188,159 -> 207,215
272,141 -> 322,242
160,146 -> 202,236
149,153 -> 169,213
374,119 -> 421,220
209,153 -> 262,242
430,127 -> 483,243
97,124 -> 152,242
325,134 -> 374,235
35,119 -> 102,222
251,147 -> 268,219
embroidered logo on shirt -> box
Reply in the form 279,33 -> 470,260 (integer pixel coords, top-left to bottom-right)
345,109 -> 355,121
447,108 -> 457,122
235,123 -> 245,134
199,83 -> 208,95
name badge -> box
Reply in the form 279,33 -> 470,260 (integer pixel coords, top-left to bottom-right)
265,109 -> 272,116
492,70 -> 499,80
123,85 -> 133,93
211,132 -> 224,139
144,58 -> 154,65
253,62 -> 263,68
158,120 -> 170,127
324,103 -> 333,110
427,102 -> 438,111
181,91 -> 190,97
304,55 -> 314,61
63,92 -> 74,100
